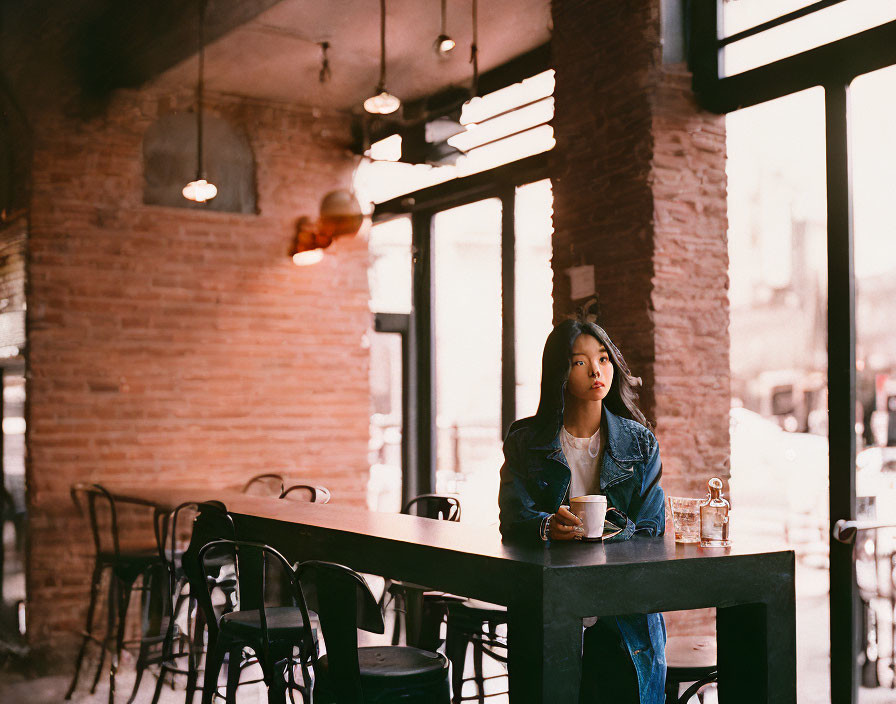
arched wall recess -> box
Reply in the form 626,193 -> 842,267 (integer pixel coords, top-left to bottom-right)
142,111 -> 256,213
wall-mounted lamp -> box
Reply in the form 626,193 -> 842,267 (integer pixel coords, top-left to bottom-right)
291,190 -> 364,266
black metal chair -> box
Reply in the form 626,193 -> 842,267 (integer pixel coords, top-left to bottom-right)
133,501 -> 236,704
663,635 -> 718,703
65,483 -> 166,704
242,473 -> 287,497
391,495 -> 508,703
280,483 -> 331,504
189,538 -> 316,704
444,599 -> 507,703
382,495 -> 462,648
834,518 -> 896,691
298,560 -> 450,703
403,495 -> 461,522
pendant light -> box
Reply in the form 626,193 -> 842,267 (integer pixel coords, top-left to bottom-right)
434,0 -> 456,57
183,0 -> 218,203
364,0 -> 401,115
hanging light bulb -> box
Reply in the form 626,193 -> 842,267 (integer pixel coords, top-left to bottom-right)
434,0 -> 455,57
365,0 -> 401,115
183,0 -> 218,203
364,88 -> 401,115
436,35 -> 456,55
182,179 -> 218,202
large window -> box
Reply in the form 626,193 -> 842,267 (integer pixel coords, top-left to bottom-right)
721,1 -> 896,77
727,87 -> 830,704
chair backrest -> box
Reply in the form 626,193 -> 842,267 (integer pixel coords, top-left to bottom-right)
402,494 -> 461,522
296,560 -> 385,703
242,473 -> 285,497
70,482 -> 122,559
179,502 -> 237,645
199,539 -> 314,680
279,483 -> 331,504
153,501 -> 202,567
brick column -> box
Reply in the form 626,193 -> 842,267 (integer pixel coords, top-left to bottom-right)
551,0 -> 729,498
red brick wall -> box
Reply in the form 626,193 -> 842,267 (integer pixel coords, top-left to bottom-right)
25,88 -> 370,649
551,0 -> 729,635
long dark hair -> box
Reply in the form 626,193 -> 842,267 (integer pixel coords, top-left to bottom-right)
532,319 -> 648,440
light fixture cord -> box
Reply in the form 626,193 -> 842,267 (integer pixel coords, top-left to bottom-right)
440,0 -> 447,35
196,0 -> 206,179
470,0 -> 479,96
378,0 -> 387,88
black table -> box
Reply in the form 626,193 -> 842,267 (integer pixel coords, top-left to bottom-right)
174,495 -> 795,704
104,486 -> 795,703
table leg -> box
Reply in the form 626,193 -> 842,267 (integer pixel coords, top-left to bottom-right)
717,595 -> 796,704
507,601 -> 582,704
403,584 -> 425,648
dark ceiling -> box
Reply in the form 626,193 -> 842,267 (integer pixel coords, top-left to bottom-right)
1,0 -> 552,114
153,0 -> 552,111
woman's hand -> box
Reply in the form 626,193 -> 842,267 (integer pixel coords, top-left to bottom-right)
547,505 -> 585,540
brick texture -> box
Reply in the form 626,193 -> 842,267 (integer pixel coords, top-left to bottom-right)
551,0 -> 729,635
25,87 -> 370,649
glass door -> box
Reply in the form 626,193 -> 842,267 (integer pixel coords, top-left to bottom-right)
368,217 -> 412,512
726,87 -> 830,703
851,63 -> 896,699
432,199 -> 504,524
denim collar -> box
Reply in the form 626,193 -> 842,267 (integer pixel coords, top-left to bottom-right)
531,406 -> 646,464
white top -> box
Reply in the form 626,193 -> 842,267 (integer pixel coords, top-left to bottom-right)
560,426 -> 602,500
560,426 -> 603,629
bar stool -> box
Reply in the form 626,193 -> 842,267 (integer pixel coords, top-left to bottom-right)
136,501 -> 235,704
193,539 -> 316,704
242,473 -> 287,497
280,483 -> 331,503
664,635 -> 718,703
444,599 -> 507,703
383,495 -> 462,648
65,483 -> 166,704
298,560 -> 450,703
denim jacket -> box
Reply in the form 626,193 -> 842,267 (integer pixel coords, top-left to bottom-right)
498,406 -> 667,703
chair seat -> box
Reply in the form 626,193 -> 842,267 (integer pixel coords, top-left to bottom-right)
447,598 -> 507,630
220,606 -> 315,640
319,645 -> 449,682
99,549 -> 164,582
99,548 -> 162,565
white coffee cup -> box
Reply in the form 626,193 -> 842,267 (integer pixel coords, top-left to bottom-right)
570,495 -> 608,539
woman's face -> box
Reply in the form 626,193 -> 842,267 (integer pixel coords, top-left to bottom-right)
566,333 -> 614,403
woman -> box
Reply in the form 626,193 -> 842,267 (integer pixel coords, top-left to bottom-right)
498,318 -> 666,703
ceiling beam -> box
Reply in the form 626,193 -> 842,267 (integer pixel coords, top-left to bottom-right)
76,0 -> 289,99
